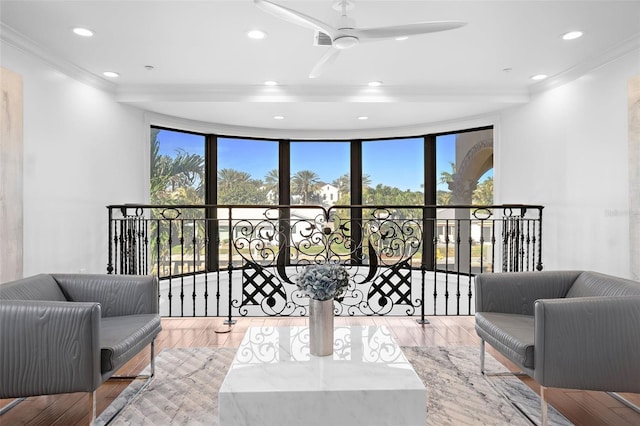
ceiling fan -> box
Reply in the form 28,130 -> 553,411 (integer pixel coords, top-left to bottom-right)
254,0 -> 466,78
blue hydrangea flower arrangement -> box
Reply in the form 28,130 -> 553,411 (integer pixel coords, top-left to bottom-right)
296,263 -> 349,301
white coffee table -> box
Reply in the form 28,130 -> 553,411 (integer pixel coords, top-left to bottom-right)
218,325 -> 426,426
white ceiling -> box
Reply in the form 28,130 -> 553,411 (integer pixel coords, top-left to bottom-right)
1,0 -> 639,136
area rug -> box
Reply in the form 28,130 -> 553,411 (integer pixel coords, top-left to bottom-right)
96,346 -> 572,426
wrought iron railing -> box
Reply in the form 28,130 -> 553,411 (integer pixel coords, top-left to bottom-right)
107,204 -> 543,322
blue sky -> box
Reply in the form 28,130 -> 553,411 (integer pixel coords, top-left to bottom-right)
155,130 -> 491,192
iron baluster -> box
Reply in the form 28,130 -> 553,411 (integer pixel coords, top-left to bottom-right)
107,207 -> 114,274
179,218 -> 185,317
192,218 -> 197,316
167,218 -> 173,317
467,219 -> 473,315
225,208 -> 236,325
444,219 -> 450,315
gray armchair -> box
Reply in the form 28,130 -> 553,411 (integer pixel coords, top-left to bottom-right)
474,270 -> 640,425
0,273 -> 162,424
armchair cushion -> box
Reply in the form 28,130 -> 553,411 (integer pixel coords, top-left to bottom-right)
475,312 -> 534,369
100,314 -> 161,375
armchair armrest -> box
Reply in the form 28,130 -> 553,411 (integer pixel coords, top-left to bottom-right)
475,271 -> 581,315
53,274 -> 159,317
534,296 -> 640,392
0,300 -> 102,398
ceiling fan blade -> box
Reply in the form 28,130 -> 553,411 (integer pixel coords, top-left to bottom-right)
356,21 -> 466,40
309,48 -> 341,79
254,0 -> 338,39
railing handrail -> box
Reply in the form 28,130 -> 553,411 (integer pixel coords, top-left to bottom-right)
108,203 -> 544,210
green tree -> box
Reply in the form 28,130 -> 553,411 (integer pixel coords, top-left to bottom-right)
218,169 -> 251,192
150,129 -> 204,206
264,169 -> 279,203
291,170 -> 320,204
217,168 -> 268,204
439,161 -> 456,187
473,176 -> 493,205
437,190 -> 452,205
149,129 -> 206,276
333,173 -> 373,205
333,174 -> 350,197
436,161 -> 456,205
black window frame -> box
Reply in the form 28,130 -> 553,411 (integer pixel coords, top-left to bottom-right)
150,125 -> 493,272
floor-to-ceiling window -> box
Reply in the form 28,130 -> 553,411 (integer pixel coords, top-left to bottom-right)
151,128 -> 205,205
150,128 -> 206,276
289,141 -> 350,262
290,141 -> 350,206
149,126 -> 493,272
215,137 -> 279,268
362,137 -> 425,205
217,137 -> 278,205
435,128 -> 494,273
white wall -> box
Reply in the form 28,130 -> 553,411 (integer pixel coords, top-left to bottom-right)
0,42 -> 147,276
497,50 -> 640,277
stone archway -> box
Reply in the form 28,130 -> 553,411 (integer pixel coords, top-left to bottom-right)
449,136 -> 493,205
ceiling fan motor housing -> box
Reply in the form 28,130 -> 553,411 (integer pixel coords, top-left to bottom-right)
333,35 -> 359,49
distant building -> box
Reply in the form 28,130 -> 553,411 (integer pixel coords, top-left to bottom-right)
317,182 -> 339,206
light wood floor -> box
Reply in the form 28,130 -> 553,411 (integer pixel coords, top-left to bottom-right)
2,316 -> 639,425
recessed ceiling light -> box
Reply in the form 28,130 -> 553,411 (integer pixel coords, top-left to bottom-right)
395,36 -> 409,41
273,115 -> 284,120
264,80 -> 278,86
531,74 -> 548,81
562,31 -> 583,40
247,30 -> 267,40
357,116 -> 369,120
368,81 -> 383,87
72,27 -> 94,37
144,65 -> 155,71
103,71 -> 120,78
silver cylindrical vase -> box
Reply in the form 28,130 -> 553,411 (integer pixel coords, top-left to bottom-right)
309,298 -> 334,356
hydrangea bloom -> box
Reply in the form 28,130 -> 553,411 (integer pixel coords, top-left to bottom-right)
296,263 -> 349,301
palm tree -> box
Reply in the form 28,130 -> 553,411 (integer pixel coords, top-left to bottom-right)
218,169 -> 252,192
170,150 -> 204,191
264,169 -> 279,203
436,162 -> 456,205
473,176 -> 493,205
333,174 -> 350,196
149,130 -> 206,275
362,174 -> 372,189
291,170 -> 320,204
150,130 -> 204,205
439,161 -> 456,186
217,168 -> 268,204
437,190 -> 453,205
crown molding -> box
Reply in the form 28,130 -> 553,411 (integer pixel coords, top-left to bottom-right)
0,22 -> 115,93
530,32 -> 640,95
117,84 -> 529,104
